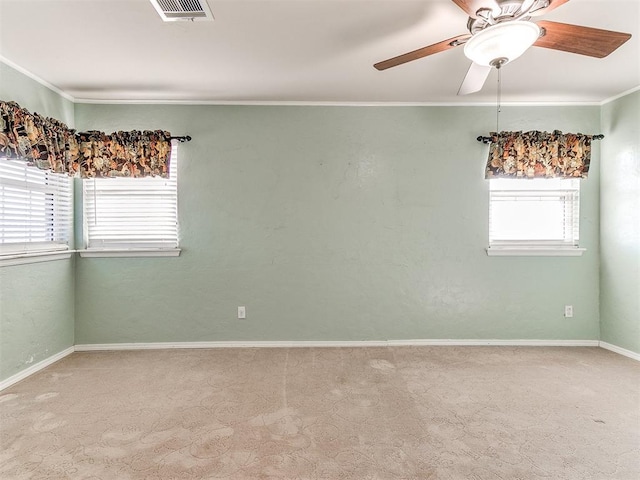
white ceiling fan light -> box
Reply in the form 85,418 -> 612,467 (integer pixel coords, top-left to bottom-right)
463,21 -> 541,67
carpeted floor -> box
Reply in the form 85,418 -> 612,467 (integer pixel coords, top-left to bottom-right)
1,346 -> 638,479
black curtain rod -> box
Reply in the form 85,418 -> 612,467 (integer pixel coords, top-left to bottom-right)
477,134 -> 604,144
75,132 -> 192,143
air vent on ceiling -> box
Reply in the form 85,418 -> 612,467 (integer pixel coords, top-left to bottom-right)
149,0 -> 213,22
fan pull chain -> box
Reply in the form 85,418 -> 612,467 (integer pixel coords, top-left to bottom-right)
496,63 -> 502,132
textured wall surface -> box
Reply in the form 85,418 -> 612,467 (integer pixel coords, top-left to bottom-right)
600,90 -> 640,354
0,260 -> 75,380
0,62 -> 74,127
74,104 -> 601,344
0,62 -> 76,381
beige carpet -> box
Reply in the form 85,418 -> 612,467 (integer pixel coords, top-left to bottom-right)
1,346 -> 638,479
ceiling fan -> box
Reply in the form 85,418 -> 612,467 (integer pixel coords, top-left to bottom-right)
374,0 -> 632,95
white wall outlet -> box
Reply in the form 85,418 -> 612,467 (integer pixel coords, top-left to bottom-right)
564,305 -> 573,318
238,306 -> 246,319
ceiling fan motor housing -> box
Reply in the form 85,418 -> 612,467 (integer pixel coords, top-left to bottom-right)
469,0 -> 549,33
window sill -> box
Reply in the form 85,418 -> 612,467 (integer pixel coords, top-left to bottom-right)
1,248 -> 181,265
78,249 -> 181,258
486,247 -> 586,257
0,250 -> 75,267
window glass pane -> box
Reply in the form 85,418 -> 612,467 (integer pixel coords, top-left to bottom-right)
0,157 -> 72,254
491,197 -> 566,241
489,178 -> 580,247
83,145 -> 178,249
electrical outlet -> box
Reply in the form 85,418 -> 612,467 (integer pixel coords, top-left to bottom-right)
238,306 -> 246,319
564,305 -> 573,318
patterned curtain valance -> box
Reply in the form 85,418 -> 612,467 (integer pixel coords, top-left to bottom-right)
485,130 -> 592,179
0,100 -> 79,174
77,130 -> 172,178
0,100 -> 172,178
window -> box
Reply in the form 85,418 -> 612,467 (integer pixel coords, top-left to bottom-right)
488,178 -> 583,255
0,157 -> 72,256
82,144 -> 179,254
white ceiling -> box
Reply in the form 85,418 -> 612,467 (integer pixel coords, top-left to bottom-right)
0,0 -> 638,104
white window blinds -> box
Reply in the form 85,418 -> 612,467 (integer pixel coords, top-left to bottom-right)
83,144 -> 178,250
489,178 -> 580,247
0,158 -> 73,255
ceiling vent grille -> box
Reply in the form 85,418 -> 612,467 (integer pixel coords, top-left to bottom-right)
149,0 -> 213,22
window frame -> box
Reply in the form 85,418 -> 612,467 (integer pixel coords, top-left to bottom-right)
0,157 -> 73,264
487,178 -> 586,257
79,144 -> 180,258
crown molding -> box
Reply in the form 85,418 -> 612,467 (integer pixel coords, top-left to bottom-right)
72,98 -> 602,107
600,85 -> 640,105
1,57 -> 75,103
2,57 -> 634,108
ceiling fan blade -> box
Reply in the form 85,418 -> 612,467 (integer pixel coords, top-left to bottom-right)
458,62 -> 492,95
374,34 -> 470,70
534,20 -> 632,58
528,0 -> 570,17
450,0 -> 499,18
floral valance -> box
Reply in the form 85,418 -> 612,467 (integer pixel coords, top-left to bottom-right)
0,100 -> 172,178
77,130 -> 172,178
0,100 -> 79,174
485,130 -> 592,179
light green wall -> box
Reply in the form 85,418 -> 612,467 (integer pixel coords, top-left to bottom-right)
0,259 -> 75,380
600,90 -> 640,354
0,62 -> 74,127
4,58 -> 626,380
73,103 -> 601,344
0,62 -> 76,381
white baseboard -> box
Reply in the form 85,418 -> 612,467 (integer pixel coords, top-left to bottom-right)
74,339 -> 600,351
599,342 -> 640,361
5,340 -> 633,391
0,346 -> 75,391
